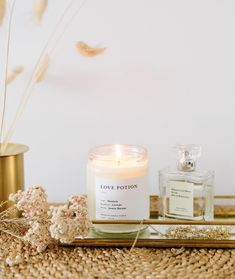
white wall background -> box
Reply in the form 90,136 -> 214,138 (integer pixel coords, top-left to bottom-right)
0,0 -> 234,201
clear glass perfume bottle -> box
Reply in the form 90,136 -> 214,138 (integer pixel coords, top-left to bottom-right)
159,144 -> 214,221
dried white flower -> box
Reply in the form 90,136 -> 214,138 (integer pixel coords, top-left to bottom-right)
49,196 -> 90,244
6,187 -> 90,255
0,0 -> 6,25
9,185 -> 48,220
23,221 -> 53,252
6,66 -> 24,84
6,254 -> 23,266
49,211 -> 78,243
76,41 -> 106,57
33,0 -> 48,24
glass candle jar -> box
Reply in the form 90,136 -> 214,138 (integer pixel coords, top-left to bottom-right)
87,144 -> 149,234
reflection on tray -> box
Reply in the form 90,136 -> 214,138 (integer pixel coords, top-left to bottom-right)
83,224 -> 235,240
214,196 -> 235,217
150,195 -> 235,218
67,195 -> 235,248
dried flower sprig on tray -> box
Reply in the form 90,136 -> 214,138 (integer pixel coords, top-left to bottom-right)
149,224 -> 231,240
0,186 -> 90,255
165,225 -> 231,240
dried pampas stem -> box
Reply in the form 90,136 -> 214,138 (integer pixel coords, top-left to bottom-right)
33,0 -> 48,24
0,228 -> 23,240
0,0 -> 6,25
129,220 -> 144,253
76,41 -> 106,57
6,66 -> 24,84
2,0 -> 87,152
1,0 -> 87,153
33,54 -> 49,82
0,0 -> 16,153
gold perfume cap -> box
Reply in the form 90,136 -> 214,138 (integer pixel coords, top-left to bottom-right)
175,144 -> 202,172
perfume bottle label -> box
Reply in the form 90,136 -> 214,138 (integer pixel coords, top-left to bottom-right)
95,176 -> 149,220
168,181 -> 194,217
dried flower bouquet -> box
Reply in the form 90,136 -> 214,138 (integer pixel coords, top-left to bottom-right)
0,186 -> 90,254
0,0 -> 105,154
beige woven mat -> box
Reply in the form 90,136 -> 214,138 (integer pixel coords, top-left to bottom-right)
0,232 -> 235,279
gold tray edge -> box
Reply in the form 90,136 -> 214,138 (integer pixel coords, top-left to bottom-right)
69,238 -> 235,248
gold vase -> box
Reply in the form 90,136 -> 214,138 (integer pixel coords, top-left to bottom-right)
0,143 -> 29,207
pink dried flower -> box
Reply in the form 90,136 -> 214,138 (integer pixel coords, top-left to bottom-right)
23,221 -> 53,252
69,195 -> 87,210
9,186 -> 48,220
49,208 -> 79,243
8,188 -> 90,251
49,196 -> 90,244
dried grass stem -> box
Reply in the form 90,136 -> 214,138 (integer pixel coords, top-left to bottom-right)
1,0 -> 87,152
33,54 -> 49,82
0,0 -> 16,153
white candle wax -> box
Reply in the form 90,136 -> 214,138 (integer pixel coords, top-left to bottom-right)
87,144 -> 149,234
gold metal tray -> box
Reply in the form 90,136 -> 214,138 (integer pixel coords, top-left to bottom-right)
70,195 -> 235,248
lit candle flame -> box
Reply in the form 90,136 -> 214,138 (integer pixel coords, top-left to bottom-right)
115,144 -> 121,166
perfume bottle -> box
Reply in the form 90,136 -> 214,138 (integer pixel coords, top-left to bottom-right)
159,144 -> 214,221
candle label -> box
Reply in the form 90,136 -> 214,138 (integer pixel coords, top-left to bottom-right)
95,176 -> 149,220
